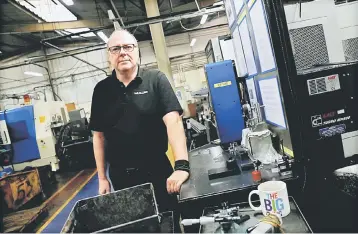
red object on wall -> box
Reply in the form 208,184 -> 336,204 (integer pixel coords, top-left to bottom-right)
23,94 -> 30,104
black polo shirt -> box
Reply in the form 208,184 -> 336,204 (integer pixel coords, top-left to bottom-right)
89,67 -> 183,169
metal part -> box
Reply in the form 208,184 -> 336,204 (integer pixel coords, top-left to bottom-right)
111,5 -> 225,26
26,44 -> 106,62
205,120 -> 211,143
42,42 -> 109,75
0,20 -> 105,34
182,204 -> 250,233
0,46 -> 106,71
0,68 -> 108,92
107,0 -> 124,27
108,10 -> 122,30
127,0 -> 145,12
188,118 -> 206,133
41,6 -> 224,42
6,0 -> 44,22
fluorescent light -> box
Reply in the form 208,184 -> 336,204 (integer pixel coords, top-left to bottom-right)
65,28 -> 96,37
62,0 -> 74,6
190,38 -> 197,47
24,71 -> 43,77
97,31 -> 109,43
213,1 -> 223,6
200,14 -> 208,24
16,0 -> 77,22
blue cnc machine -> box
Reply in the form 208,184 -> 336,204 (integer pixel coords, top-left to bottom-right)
204,60 -> 245,144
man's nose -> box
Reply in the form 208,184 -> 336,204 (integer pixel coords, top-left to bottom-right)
119,48 -> 127,55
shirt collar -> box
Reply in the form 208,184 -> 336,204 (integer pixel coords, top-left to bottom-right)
111,66 -> 143,84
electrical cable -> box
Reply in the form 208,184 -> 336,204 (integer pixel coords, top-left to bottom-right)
179,20 -> 202,31
260,214 -> 283,233
54,60 -> 80,79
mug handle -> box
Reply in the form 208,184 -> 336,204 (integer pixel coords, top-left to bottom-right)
248,190 -> 261,211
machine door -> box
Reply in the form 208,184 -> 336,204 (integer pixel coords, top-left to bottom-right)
5,106 -> 40,163
205,61 -> 245,144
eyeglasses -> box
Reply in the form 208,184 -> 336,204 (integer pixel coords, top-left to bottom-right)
108,44 -> 136,54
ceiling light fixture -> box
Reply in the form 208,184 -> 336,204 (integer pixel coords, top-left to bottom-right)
190,38 -> 197,47
24,71 -> 43,77
16,0 -> 76,22
97,31 -> 109,43
213,1 -> 223,6
65,28 -> 96,37
62,0 -> 74,6
200,14 -> 208,24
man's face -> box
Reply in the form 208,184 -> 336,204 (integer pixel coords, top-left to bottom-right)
108,32 -> 139,72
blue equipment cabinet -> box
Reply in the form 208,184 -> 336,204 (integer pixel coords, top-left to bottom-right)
4,106 -> 40,163
205,60 -> 245,144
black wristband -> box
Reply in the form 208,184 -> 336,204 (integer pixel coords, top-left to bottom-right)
174,160 -> 190,173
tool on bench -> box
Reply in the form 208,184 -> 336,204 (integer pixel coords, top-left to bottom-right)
181,202 -> 250,233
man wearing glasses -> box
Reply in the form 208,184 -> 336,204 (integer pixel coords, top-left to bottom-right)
89,30 -> 189,230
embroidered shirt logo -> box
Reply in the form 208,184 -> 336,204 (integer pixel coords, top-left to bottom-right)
134,91 -> 148,95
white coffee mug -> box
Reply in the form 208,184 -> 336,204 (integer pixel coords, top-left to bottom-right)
248,180 -> 290,217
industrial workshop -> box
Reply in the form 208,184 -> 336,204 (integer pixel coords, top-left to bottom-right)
0,0 -> 357,233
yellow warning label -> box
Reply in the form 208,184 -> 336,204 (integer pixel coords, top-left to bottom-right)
214,81 -> 232,88
283,146 -> 294,157
39,116 -> 46,123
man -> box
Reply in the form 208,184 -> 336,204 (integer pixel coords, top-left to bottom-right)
89,29 -> 189,229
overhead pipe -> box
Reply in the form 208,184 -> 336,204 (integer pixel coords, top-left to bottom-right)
108,0 -> 125,27
26,43 -> 106,62
0,47 -> 106,71
6,0 -> 44,22
0,23 -> 226,71
41,42 -> 109,75
42,5 -> 225,42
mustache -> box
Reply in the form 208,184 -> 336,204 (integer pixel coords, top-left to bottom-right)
119,55 -> 130,62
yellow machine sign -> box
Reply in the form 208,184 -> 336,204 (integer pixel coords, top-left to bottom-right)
214,81 -> 232,88
39,116 -> 46,123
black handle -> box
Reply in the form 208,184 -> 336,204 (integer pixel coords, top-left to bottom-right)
235,214 -> 250,225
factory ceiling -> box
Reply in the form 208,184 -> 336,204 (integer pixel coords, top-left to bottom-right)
0,0 -> 223,60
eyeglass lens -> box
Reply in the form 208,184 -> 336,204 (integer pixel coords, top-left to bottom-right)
109,45 -> 135,54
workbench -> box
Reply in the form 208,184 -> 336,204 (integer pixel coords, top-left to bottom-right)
200,197 -> 312,233
178,144 -> 300,232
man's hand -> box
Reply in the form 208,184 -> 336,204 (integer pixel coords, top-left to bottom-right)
166,170 -> 189,194
98,178 -> 111,195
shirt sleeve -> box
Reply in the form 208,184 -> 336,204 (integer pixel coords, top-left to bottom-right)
157,72 -> 183,117
88,84 -> 105,132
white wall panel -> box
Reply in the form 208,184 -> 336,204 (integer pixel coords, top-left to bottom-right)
336,2 -> 358,29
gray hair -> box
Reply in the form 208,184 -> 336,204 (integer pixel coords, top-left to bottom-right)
107,29 -> 138,47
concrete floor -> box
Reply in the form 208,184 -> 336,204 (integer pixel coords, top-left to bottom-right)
33,169 -> 96,233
